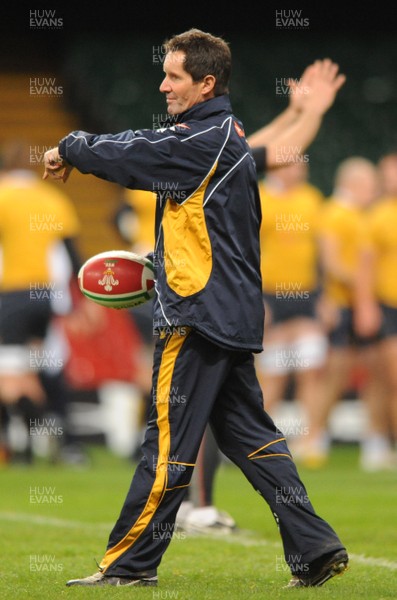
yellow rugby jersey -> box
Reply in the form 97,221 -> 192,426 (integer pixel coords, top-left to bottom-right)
368,196 -> 397,307
124,189 -> 156,253
0,173 -> 80,290
318,198 -> 368,307
259,180 -> 323,295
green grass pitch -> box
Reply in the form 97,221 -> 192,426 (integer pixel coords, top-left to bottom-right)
1,444 -> 396,599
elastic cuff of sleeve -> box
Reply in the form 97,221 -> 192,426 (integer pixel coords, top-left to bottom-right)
58,138 -> 67,162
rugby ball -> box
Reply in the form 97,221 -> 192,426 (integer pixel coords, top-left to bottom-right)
78,250 -> 155,309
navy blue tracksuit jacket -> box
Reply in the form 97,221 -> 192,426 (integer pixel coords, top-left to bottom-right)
59,95 -> 264,352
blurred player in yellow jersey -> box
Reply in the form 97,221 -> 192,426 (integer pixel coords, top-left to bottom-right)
315,157 -> 386,470
116,189 -> 157,345
118,189 -> 156,255
255,161 -> 328,466
0,142 -> 81,463
359,152 -> 397,469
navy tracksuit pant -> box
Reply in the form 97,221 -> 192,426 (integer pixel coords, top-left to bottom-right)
99,328 -> 345,577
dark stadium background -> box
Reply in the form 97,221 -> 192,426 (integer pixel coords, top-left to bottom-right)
1,3 -> 396,196
0,3 -> 395,448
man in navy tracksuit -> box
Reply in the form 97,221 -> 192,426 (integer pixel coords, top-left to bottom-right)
44,29 -> 348,589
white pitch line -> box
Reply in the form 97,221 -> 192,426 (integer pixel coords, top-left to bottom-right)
213,534 -> 397,570
1,512 -> 396,571
349,553 -> 397,571
0,511 -> 113,531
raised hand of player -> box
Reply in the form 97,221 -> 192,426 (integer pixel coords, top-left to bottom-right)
287,64 -> 316,112
43,147 -> 74,183
291,59 -> 346,116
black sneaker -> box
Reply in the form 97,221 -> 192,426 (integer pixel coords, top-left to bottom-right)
286,549 -> 349,588
66,569 -> 158,587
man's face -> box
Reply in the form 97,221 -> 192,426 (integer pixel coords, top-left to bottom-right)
350,168 -> 380,208
159,51 -> 207,115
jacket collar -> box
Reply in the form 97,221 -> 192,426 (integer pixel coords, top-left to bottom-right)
178,94 -> 232,122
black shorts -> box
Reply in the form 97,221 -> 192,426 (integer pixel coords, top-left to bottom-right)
379,303 -> 397,339
263,291 -> 318,325
0,290 -> 52,345
329,307 -> 380,348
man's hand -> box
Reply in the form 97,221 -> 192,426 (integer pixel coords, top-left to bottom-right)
287,64 -> 315,113
294,59 -> 346,116
43,147 -> 73,183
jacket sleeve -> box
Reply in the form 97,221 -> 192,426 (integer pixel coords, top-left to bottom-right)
251,146 -> 267,175
58,127 -> 220,200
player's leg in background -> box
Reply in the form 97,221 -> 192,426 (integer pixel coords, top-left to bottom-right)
191,427 -> 220,508
0,290 -> 49,463
0,404 -> 11,464
358,339 -> 395,470
36,316 -> 92,466
301,307 -> 355,468
39,366 -> 90,466
256,314 -> 329,467
176,425 -> 237,533
372,304 -> 397,467
255,315 -> 291,415
286,317 -> 329,467
381,336 -> 397,461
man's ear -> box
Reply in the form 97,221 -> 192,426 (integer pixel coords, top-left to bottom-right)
202,74 -> 216,96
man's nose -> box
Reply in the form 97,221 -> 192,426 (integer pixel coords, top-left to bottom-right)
159,76 -> 171,93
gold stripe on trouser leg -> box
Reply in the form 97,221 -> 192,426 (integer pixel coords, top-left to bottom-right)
99,332 -> 187,571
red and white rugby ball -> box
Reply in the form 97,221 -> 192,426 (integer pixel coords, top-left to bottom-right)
78,250 -> 155,309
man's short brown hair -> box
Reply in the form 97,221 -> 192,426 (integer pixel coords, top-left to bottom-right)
164,28 -> 231,96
